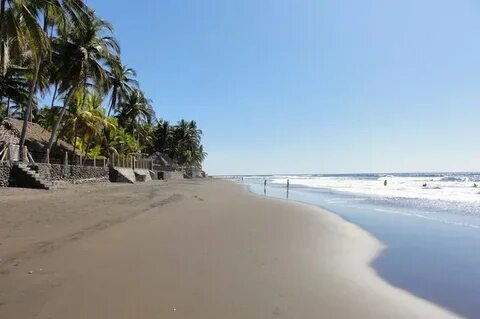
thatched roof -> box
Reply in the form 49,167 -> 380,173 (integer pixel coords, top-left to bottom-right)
1,118 -> 81,156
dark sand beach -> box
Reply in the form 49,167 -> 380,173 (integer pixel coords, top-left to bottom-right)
0,180 -> 458,318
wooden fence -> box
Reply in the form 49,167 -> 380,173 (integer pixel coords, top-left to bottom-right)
109,153 -> 153,170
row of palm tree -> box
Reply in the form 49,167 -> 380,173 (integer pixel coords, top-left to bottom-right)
0,0 -> 206,168
150,120 -> 207,168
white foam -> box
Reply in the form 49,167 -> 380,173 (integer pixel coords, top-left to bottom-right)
269,175 -> 480,203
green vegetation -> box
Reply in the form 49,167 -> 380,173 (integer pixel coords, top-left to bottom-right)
0,0 -> 206,168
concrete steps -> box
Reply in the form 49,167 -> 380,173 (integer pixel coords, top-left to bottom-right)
134,169 -> 152,182
11,163 -> 51,190
109,167 -> 136,184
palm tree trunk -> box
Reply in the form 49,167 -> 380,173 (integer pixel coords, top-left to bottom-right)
45,90 -> 73,161
84,138 -> 91,157
107,86 -> 117,116
0,0 -> 7,75
43,8 -> 49,32
103,87 -> 117,153
72,122 -> 77,160
81,84 -> 87,106
25,11 -> 49,124
137,119 -> 140,145
6,97 -> 10,117
50,83 -> 58,108
19,60 -> 41,158
19,7 -> 50,157
0,0 -> 6,34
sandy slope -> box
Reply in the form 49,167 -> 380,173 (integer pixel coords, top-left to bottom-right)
0,179 -> 459,318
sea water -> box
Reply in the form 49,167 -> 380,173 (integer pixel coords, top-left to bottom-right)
225,173 -> 480,318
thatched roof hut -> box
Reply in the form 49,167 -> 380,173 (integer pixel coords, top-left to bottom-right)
0,118 -> 80,161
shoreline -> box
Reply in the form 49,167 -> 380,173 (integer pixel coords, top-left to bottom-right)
244,178 -> 480,318
242,181 -> 464,317
0,180 -> 458,318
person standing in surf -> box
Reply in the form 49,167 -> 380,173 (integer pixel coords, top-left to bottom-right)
286,179 -> 290,199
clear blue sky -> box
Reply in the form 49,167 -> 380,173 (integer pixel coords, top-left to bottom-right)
89,0 -> 480,175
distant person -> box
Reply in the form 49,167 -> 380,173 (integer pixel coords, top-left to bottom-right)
423,183 -> 427,188
287,179 -> 290,189
384,180 -> 387,187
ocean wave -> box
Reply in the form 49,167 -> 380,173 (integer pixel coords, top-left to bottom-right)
439,176 -> 471,182
266,173 -> 480,204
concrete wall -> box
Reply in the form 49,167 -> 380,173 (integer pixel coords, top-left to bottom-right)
110,167 -> 184,182
184,167 -> 206,179
134,169 -> 152,182
149,170 -> 158,180
158,171 -> 184,180
109,167 -> 136,184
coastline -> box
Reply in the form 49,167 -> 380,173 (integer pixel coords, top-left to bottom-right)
0,180 -> 458,318
243,177 -> 480,318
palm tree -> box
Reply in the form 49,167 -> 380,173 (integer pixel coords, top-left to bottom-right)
0,0 -> 49,75
137,122 -> 155,153
107,127 -> 140,156
35,105 -> 59,130
42,0 -> 90,114
14,0 -> 87,157
152,119 -> 172,153
0,1 -> 208,168
191,144 -> 207,168
62,90 -> 115,156
167,120 -> 205,166
0,0 -> 49,128
107,57 -> 138,116
16,2 -> 53,156
0,65 -> 30,115
45,10 -> 119,159
116,88 -> 154,139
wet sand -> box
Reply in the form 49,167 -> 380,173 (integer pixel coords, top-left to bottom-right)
0,179 -> 458,318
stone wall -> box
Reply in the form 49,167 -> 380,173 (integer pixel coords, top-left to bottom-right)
34,163 -> 109,184
1,162 -> 179,187
0,162 -> 11,186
